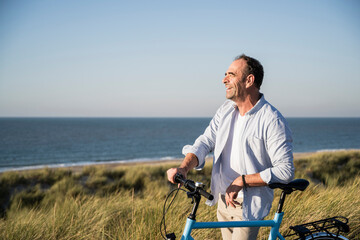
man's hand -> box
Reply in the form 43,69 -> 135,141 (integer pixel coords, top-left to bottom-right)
225,177 -> 243,208
225,173 -> 268,208
167,167 -> 187,185
167,153 -> 199,185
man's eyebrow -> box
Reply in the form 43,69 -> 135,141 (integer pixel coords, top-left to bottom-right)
225,71 -> 236,76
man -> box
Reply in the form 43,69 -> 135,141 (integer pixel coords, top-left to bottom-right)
167,54 -> 294,240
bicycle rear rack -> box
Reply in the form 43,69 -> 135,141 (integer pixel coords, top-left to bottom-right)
285,216 -> 349,239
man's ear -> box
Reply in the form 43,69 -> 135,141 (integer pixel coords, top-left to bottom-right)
245,74 -> 255,88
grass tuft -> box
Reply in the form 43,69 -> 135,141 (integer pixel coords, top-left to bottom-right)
0,150 -> 359,239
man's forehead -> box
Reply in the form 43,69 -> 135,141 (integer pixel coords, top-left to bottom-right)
232,59 -> 246,67
227,59 -> 246,72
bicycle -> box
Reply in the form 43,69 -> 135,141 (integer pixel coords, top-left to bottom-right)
160,174 -> 350,240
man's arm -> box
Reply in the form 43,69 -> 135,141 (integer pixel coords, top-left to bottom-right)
225,173 -> 267,208
260,118 -> 295,184
167,153 -> 199,184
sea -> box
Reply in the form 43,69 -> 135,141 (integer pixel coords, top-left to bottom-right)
0,118 -> 359,172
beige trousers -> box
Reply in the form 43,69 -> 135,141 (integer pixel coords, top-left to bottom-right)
217,195 -> 260,240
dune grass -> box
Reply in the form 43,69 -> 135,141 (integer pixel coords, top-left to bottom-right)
0,150 -> 359,239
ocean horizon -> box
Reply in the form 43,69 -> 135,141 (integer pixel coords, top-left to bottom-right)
1,117 -> 360,172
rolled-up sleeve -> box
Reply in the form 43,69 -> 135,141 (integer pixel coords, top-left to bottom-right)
260,118 -> 295,184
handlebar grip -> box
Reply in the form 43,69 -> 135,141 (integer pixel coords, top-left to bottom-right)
174,173 -> 214,201
198,188 -> 214,200
174,173 -> 185,184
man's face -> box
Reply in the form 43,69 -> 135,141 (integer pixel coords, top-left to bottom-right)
223,59 -> 247,101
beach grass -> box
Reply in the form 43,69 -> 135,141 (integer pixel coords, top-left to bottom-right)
0,150 -> 359,239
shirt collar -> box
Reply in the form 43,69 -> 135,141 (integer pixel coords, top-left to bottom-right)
231,93 -> 266,116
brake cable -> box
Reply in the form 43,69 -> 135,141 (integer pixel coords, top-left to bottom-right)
160,186 -> 187,240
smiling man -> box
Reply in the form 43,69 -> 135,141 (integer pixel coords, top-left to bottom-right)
167,54 -> 295,240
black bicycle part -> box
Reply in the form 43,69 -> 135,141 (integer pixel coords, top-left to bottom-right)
160,187 -> 186,240
174,174 -> 214,201
285,216 -> 350,239
269,179 -> 309,213
268,179 -> 310,193
174,173 -> 214,220
160,174 -> 214,239
165,232 -> 176,240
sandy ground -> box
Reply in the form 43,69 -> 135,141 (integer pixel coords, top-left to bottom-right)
56,151 -> 318,173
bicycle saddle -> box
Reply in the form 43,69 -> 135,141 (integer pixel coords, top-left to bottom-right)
268,179 -> 309,193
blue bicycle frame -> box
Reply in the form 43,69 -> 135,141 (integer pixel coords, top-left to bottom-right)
171,175 -> 310,240
181,212 -> 285,240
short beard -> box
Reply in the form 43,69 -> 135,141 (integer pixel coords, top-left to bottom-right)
232,76 -> 247,102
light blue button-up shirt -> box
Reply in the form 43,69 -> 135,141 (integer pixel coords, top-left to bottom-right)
182,95 -> 295,220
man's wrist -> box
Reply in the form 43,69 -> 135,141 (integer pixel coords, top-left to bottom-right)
232,176 -> 243,187
242,175 -> 247,191
178,166 -> 189,174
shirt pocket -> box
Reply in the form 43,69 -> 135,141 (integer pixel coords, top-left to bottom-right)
246,136 -> 267,163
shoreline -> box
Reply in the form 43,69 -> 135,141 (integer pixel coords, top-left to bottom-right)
1,149 -> 359,174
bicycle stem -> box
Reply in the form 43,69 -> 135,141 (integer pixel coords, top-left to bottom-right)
188,192 -> 201,220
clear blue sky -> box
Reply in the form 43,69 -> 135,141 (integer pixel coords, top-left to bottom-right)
1,0 -> 359,117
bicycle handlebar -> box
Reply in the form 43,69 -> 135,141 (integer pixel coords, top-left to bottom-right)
174,174 -> 214,201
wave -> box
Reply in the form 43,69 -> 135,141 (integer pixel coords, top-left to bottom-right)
315,148 -> 356,153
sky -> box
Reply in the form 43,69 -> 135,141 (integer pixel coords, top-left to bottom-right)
0,0 -> 359,118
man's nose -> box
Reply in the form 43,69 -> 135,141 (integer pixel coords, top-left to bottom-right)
222,75 -> 229,84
